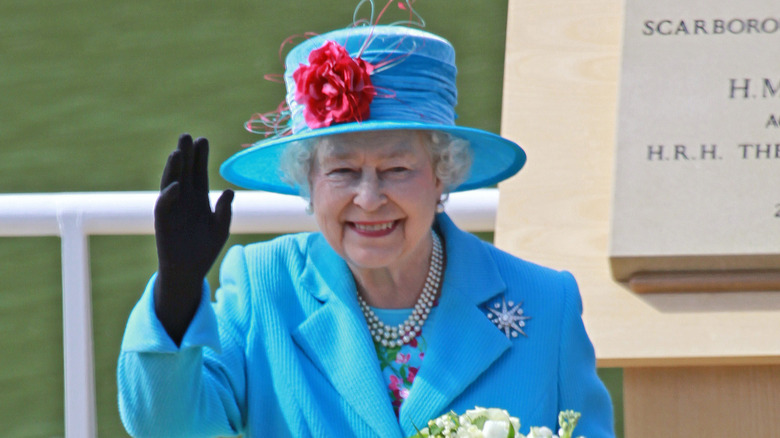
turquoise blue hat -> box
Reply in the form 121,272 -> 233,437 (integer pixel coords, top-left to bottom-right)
220,25 -> 526,195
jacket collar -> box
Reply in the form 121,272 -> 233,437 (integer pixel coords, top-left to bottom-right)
291,214 -> 510,437
292,233 -> 402,437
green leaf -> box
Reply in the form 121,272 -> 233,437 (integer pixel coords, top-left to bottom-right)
447,411 -> 460,428
408,423 -> 426,438
471,415 -> 487,429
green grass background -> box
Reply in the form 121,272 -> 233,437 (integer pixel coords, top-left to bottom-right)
0,1 -> 622,436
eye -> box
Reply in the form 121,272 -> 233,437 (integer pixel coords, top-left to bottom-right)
325,167 -> 359,181
327,167 -> 356,175
379,165 -> 413,180
385,166 -> 410,174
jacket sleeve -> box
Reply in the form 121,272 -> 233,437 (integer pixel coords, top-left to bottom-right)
117,246 -> 251,437
557,271 -> 615,438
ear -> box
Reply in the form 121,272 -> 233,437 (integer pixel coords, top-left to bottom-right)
416,130 -> 445,193
434,176 -> 445,198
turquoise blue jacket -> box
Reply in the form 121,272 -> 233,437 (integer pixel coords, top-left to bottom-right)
118,214 -> 614,437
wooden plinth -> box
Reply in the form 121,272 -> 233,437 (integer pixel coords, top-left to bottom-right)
624,366 -> 780,435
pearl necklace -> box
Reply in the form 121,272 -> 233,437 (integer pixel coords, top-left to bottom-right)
357,230 -> 443,348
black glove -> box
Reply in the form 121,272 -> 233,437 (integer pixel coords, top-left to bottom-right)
153,134 -> 234,345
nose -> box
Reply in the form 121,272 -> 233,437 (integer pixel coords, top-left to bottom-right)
353,170 -> 386,211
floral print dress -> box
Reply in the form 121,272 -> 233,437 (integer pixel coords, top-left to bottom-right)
370,306 -> 435,417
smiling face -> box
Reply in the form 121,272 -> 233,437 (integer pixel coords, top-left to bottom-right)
309,130 -> 444,273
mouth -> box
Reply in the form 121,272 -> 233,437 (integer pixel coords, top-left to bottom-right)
349,220 -> 399,237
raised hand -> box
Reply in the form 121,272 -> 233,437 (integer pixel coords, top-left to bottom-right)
153,134 -> 234,345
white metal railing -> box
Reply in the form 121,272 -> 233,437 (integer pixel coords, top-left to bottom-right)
0,189 -> 499,437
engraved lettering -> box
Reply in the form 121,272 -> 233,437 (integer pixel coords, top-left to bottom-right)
646,144 -> 725,161
643,20 -> 654,36
739,144 -> 750,158
647,145 -> 665,161
658,20 -> 673,35
727,19 -> 745,33
730,78 -> 750,99
738,143 -> 780,159
674,145 -> 689,160
747,19 -> 760,34
763,79 -> 780,98
713,19 -> 725,34
694,19 -> 707,34
763,18 -> 780,33
700,144 -> 719,160
757,143 -> 771,158
642,18 -> 780,36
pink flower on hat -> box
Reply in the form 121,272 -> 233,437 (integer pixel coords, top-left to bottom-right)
293,40 -> 375,129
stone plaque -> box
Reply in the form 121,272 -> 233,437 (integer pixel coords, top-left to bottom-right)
610,0 -> 780,291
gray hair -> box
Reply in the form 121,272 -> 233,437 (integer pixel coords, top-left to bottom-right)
279,130 -> 473,199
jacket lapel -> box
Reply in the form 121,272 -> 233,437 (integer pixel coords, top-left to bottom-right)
289,215 -> 512,437
291,235 -> 402,438
399,214 -> 511,435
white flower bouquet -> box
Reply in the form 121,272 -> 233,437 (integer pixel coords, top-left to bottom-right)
408,407 -> 583,438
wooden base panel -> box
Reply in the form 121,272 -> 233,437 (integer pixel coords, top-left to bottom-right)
624,365 -> 780,436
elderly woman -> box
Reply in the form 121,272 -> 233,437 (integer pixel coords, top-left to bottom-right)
118,20 -> 614,438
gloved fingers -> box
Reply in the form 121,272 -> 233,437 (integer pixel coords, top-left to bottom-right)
214,189 -> 234,240
160,150 -> 183,191
192,137 -> 210,194
155,181 -> 181,216
177,133 -> 195,188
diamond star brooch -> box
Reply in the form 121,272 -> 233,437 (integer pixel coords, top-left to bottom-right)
486,297 -> 531,338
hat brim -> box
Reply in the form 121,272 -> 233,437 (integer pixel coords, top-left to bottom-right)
220,121 -> 526,195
